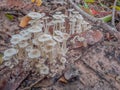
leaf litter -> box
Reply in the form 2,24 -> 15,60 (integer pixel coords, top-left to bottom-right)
0,0 -> 120,90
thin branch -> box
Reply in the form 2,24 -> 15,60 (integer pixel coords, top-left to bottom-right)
111,0 -> 117,26
22,76 -> 46,90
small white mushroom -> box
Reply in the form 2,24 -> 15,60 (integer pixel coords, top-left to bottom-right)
42,16 -> 49,33
20,31 -> 32,41
54,30 -> 63,37
28,25 -> 43,33
68,8 -> 74,17
28,49 -> 40,59
38,34 -> 52,42
10,34 -> 22,45
69,18 -> 77,34
60,57 -> 67,64
4,48 -> 18,57
40,65 -> 49,75
25,45 -> 33,52
18,41 -> 29,48
27,12 -> 42,19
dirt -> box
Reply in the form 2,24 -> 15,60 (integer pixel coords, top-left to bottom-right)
0,0 -> 120,90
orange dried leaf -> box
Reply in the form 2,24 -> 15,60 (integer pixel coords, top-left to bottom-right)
36,0 -> 42,6
31,0 -> 35,3
59,76 -> 67,83
19,16 -> 31,28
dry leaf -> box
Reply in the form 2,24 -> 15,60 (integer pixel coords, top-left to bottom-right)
36,0 -> 42,6
71,30 -> 103,48
0,54 -> 3,65
31,0 -> 42,6
19,16 -> 31,28
59,76 -> 68,83
80,30 -> 103,45
31,0 -> 35,3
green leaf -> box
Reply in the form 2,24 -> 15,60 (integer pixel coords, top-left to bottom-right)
84,2 -> 89,8
117,0 -> 120,6
5,13 -> 14,20
0,54 -> 3,65
84,0 -> 95,3
100,14 -> 112,22
111,6 -> 120,11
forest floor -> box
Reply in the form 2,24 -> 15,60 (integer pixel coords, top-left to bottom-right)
0,0 -> 120,90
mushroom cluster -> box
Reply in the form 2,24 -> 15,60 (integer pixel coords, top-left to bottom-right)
2,10 -> 91,77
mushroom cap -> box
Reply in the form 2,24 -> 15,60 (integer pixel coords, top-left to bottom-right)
53,14 -> 62,20
32,38 -> 40,45
18,41 -> 29,48
28,25 -> 43,33
25,45 -> 33,52
28,49 -> 40,58
55,11 -> 62,15
54,30 -> 63,37
62,33 -> 70,40
72,11 -> 79,14
61,14 -> 68,18
38,34 -> 52,42
20,29 -> 31,35
68,8 -> 74,12
20,30 -> 32,40
44,40 -> 57,52
40,65 -> 49,75
46,39 -> 57,46
69,18 -> 76,22
60,57 -> 66,64
4,48 -> 18,57
53,36 -> 63,42
10,34 -> 22,45
27,12 -> 42,19
41,13 -> 46,17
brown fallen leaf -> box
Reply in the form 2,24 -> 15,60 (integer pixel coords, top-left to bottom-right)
80,30 -> 103,45
19,16 -> 31,28
0,54 -> 3,65
59,76 -> 68,83
70,30 -> 103,48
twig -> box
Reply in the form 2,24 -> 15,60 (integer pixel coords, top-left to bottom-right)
111,0 -> 117,27
22,76 -> 46,90
68,0 -> 120,39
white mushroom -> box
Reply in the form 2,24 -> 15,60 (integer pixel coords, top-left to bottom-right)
69,18 -> 76,34
25,45 -> 33,52
38,34 -> 52,42
28,49 -> 40,59
54,30 -> 63,37
40,65 -> 49,75
18,41 -> 29,48
10,34 -> 22,45
4,48 -> 18,57
60,57 -> 66,64
68,8 -> 74,17
28,25 -> 43,33
27,12 -> 42,19
42,16 -> 49,33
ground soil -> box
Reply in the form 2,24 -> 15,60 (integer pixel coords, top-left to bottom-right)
0,0 -> 120,90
